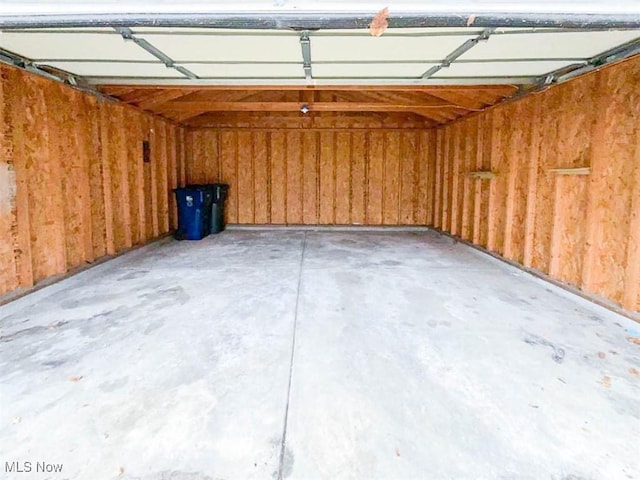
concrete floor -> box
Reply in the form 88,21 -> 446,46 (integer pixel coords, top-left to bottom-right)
1,229 -> 639,480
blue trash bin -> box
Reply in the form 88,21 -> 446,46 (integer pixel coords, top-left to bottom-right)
174,187 -> 209,240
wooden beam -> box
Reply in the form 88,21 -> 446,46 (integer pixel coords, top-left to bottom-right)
411,108 -> 461,122
548,167 -> 591,175
332,90 -> 456,108
137,89 -> 191,110
419,90 -> 490,110
157,101 -> 466,113
163,110 -> 211,122
372,90 -> 458,107
116,89 -> 162,104
99,84 -> 519,94
100,86 -> 138,96
182,112 -> 433,129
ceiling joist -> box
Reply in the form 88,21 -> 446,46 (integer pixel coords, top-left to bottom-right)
152,101 -> 470,113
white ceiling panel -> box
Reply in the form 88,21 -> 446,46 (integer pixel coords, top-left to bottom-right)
313,63 -> 437,78
182,63 -> 304,78
433,61 -> 578,78
0,25 -> 639,85
0,32 -> 157,60
39,61 -> 183,78
135,33 -> 301,62
311,34 -> 477,61
460,30 -> 640,60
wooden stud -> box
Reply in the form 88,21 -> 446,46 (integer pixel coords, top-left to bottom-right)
461,119 -> 475,241
433,129 -> 443,229
335,132 -> 352,224
237,130 -> 255,224
349,132 -> 366,225
522,99 -> 542,268
440,129 -> 451,229
471,117 -> 484,244
383,132 -> 400,225
125,108 -> 142,245
318,131 -> 335,224
424,130 -> 437,226
486,108 -> 505,253
269,131 -> 287,224
286,131 -> 303,224
253,131 -> 270,224
166,125 -> 179,231
367,131 -> 384,225
302,131 -> 319,224
450,122 -> 463,236
399,131 -> 418,224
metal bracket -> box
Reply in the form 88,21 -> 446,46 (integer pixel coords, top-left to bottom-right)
0,46 -> 103,92
422,28 -> 495,79
527,34 -> 640,93
114,26 -> 198,79
299,31 -> 312,81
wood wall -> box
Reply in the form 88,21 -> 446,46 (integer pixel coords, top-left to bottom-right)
185,127 -> 436,225
4,54 -> 638,315
433,56 -> 640,313
0,64 -> 185,297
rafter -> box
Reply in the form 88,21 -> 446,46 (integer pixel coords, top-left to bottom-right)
418,90 -> 490,110
118,89 -> 165,104
100,86 -> 137,97
163,110 -> 211,122
332,90 -> 461,109
99,84 -> 519,126
136,89 -> 191,110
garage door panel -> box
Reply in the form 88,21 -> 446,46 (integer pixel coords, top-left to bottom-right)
312,34 -> 476,62
135,33 -> 301,62
39,61 -> 183,78
433,61 -> 578,78
0,32 -> 156,61
460,31 -> 640,60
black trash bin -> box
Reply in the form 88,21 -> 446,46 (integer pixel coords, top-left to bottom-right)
208,183 -> 229,233
185,183 -> 229,234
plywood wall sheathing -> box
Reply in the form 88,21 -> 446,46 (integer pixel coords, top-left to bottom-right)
185,127 -> 436,226
436,55 -> 640,314
0,63 -> 185,297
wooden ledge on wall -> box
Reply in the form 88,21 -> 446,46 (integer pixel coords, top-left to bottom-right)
468,171 -> 496,180
548,167 -> 591,175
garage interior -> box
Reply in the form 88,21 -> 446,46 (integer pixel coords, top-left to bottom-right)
1,2 -> 640,479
